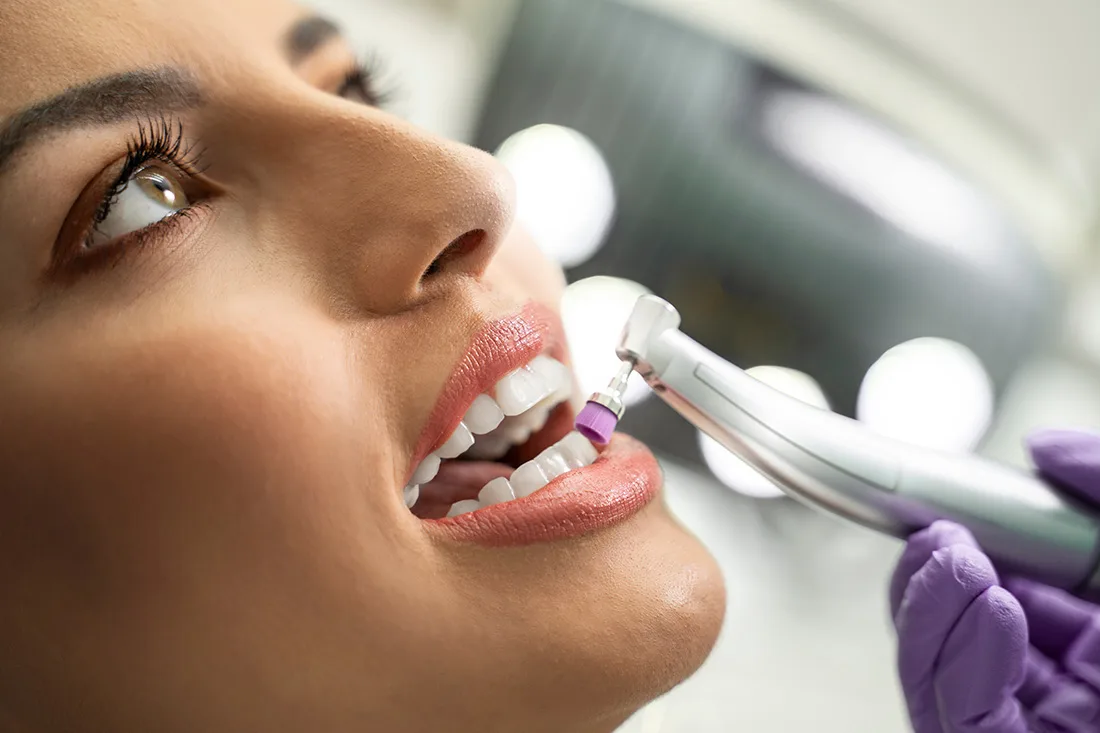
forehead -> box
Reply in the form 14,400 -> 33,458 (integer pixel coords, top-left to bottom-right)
0,0 -> 305,117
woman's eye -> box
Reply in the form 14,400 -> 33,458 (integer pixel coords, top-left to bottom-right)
87,167 -> 190,249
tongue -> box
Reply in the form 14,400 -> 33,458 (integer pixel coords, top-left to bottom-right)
411,460 -> 513,518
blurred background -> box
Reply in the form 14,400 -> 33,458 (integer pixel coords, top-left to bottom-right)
305,0 -> 1100,729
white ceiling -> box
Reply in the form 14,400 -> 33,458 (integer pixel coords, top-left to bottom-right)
823,0 -> 1100,170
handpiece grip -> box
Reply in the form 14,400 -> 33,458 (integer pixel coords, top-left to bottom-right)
628,317 -> 1100,600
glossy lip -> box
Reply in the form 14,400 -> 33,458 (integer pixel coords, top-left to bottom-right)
409,301 -> 568,474
423,434 -> 661,547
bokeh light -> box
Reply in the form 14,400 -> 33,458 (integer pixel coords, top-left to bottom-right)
495,124 -> 616,268
857,337 -> 994,451
560,276 -> 653,407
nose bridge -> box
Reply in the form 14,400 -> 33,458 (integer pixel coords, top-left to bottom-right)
234,88 -> 516,311
334,111 -> 514,244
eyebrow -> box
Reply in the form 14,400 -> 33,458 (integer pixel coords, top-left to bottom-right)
0,67 -> 202,176
0,15 -> 343,178
284,15 -> 343,65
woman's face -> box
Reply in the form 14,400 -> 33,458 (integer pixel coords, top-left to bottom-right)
0,2 -> 725,731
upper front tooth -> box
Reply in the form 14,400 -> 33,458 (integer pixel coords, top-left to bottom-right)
436,422 -> 474,459
530,355 -> 572,403
411,454 -> 441,485
463,395 -> 505,434
494,365 -> 554,416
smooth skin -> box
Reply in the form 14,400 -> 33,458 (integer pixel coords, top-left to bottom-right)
0,2 -> 726,732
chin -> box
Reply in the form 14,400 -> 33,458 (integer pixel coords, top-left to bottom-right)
419,497 -> 726,733
545,500 -> 727,722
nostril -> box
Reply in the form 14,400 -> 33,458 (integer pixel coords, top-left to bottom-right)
423,229 -> 487,280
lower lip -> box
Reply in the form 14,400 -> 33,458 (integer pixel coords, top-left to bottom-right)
424,434 -> 661,547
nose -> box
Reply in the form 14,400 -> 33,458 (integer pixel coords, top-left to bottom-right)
242,97 -> 516,314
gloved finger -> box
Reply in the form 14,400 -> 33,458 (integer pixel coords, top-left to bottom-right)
1021,647 -> 1100,732
1019,647 -> 1060,709
895,542 -> 1000,733
1028,429 -> 1100,505
933,586 -> 1028,732
1033,683 -> 1100,732
1005,577 -> 1100,690
890,520 -> 979,619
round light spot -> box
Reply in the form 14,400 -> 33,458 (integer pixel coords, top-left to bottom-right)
857,338 -> 994,451
561,276 -> 653,408
698,367 -> 829,499
495,124 -> 616,268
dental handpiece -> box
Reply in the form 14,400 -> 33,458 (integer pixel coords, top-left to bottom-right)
575,295 -> 1100,601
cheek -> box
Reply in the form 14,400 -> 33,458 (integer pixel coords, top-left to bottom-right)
0,301 -> 397,612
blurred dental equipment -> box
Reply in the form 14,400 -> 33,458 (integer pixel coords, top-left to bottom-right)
576,295 -> 1100,601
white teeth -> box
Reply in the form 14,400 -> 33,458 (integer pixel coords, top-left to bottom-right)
494,365 -> 555,416
436,422 -> 474,459
530,355 -> 572,402
446,499 -> 481,517
411,454 -> 441,485
501,422 -> 534,446
557,430 -> 599,468
511,458 -> 551,499
463,395 -> 505,434
404,358 -> 579,515
484,403 -> 550,450
510,430 -> 599,498
535,448 -> 572,483
465,434 -> 512,460
523,404 -> 552,433
478,476 -> 515,505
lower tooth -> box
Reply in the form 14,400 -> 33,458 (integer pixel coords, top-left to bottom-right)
557,430 -> 599,468
511,461 -> 550,498
510,430 -> 598,498
446,499 -> 481,517
403,484 -> 420,508
478,477 -> 515,505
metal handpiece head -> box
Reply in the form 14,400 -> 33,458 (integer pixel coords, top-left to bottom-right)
574,295 -> 681,444
615,295 -> 681,375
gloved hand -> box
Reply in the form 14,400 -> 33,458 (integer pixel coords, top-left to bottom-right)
891,429 -> 1100,732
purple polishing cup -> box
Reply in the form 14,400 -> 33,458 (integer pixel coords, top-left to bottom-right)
575,401 -> 618,445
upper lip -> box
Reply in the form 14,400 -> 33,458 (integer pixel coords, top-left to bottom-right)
410,301 -> 568,471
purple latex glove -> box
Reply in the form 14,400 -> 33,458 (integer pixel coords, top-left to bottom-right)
891,430 -> 1100,733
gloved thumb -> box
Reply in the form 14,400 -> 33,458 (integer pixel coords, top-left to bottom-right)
1028,429 -> 1100,506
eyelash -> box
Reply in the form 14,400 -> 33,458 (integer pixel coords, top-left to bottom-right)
337,55 -> 394,107
85,117 -> 206,248
59,58 -> 393,277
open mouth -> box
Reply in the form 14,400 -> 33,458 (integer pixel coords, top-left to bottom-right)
404,354 -> 599,519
